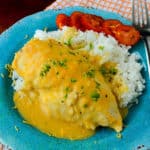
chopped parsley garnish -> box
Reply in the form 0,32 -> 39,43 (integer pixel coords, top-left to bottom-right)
100,65 -> 118,83
68,51 -> 76,55
64,38 -> 72,47
70,78 -> 77,83
81,85 -> 84,89
83,104 -> 88,108
64,93 -> 68,99
109,68 -> 118,75
22,120 -> 28,124
14,125 -> 19,132
44,27 -> 48,31
64,87 -> 70,99
0,73 -> 4,78
89,43 -> 93,50
116,132 -> 122,139
24,34 -> 29,39
56,71 -> 59,75
40,64 -> 51,77
50,59 -> 67,67
85,69 -> 95,78
58,59 -> 67,67
90,91 -> 100,101
65,87 -> 70,92
5,64 -> 13,77
98,45 -> 104,51
52,60 -> 57,65
100,66 -> 117,76
99,66 -> 107,75
95,81 -> 101,89
83,55 -> 89,61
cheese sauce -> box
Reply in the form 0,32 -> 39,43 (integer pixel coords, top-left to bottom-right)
12,38 -> 123,139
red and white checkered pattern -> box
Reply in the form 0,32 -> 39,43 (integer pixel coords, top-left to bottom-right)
46,0 -> 150,19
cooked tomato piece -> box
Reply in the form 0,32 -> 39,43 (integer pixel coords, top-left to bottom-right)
70,11 -> 85,31
81,14 -> 104,32
102,19 -> 122,36
56,14 -> 70,29
114,25 -> 140,46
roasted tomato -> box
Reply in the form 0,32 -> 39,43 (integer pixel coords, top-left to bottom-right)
70,11 -> 85,31
102,19 -> 122,36
81,14 -> 104,32
56,14 -> 70,29
114,25 -> 140,46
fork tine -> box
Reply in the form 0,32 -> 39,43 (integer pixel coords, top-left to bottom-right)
140,0 -> 145,27
144,0 -> 150,26
132,0 -> 136,25
137,0 -> 141,26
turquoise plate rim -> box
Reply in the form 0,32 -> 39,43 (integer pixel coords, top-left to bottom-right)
0,6 -> 150,150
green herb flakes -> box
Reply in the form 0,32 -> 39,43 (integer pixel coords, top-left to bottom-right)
64,93 -> 68,99
116,132 -> 122,139
64,87 -> 70,99
24,34 -> 29,39
56,71 -> 59,75
98,45 -> 104,51
85,69 -> 95,78
14,125 -> 19,132
58,59 -> 67,67
109,68 -> 117,75
5,64 -> 13,77
89,43 -> 93,50
64,38 -> 72,47
81,85 -> 84,89
99,66 -> 107,75
61,100 -> 64,103
68,51 -> 76,55
100,65 -> 117,76
0,73 -> 4,78
70,78 -> 77,83
65,87 -> 70,92
52,60 -> 57,66
44,27 -> 48,32
83,104 -> 88,108
22,120 -> 28,124
90,91 -> 100,101
40,64 -> 51,77
95,81 -> 101,89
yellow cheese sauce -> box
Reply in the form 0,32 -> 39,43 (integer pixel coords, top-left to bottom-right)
14,91 -> 94,140
12,38 -> 123,140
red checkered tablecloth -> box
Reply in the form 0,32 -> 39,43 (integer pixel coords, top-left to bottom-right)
46,0 -> 150,19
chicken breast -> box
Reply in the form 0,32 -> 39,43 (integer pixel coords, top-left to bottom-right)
12,38 -> 123,139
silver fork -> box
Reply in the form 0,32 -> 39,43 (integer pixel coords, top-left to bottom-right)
132,0 -> 150,75
132,0 -> 150,35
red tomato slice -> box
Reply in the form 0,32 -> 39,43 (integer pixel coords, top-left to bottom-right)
56,14 -> 70,29
81,14 -> 104,32
70,11 -> 85,31
102,19 -> 122,36
114,25 -> 140,46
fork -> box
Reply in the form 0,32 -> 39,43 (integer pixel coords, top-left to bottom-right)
132,0 -> 150,75
132,0 -> 150,34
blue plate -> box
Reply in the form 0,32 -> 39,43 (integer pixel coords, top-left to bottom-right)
0,6 -> 150,150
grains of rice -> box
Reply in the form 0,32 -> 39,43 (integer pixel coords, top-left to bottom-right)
13,26 -> 145,108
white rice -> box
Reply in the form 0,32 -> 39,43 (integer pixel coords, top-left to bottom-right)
12,71 -> 24,91
12,26 -> 145,108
